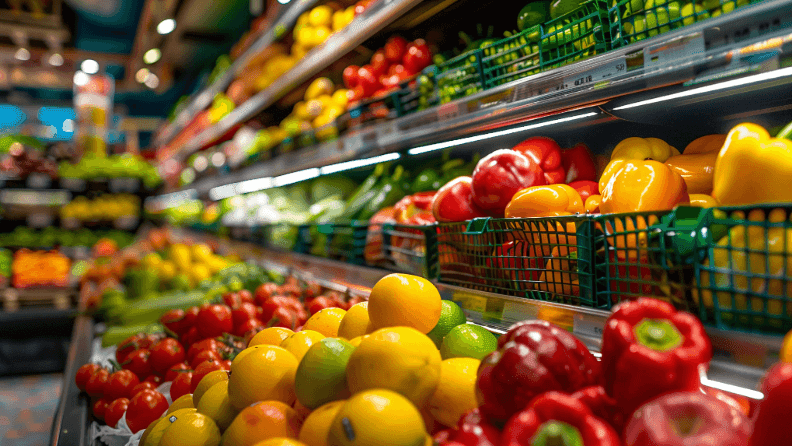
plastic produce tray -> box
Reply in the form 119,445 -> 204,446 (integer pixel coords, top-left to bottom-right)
434,216 -> 598,307
481,27 -> 542,88
374,223 -> 437,277
305,222 -> 368,265
436,50 -> 485,104
541,0 -> 612,70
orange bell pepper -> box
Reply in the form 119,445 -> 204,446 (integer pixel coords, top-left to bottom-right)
538,246 -> 579,300
712,123 -> 792,206
599,160 -> 690,214
689,194 -> 719,208
584,195 -> 601,214
610,137 -> 680,162
505,185 -> 585,257
665,134 -> 726,195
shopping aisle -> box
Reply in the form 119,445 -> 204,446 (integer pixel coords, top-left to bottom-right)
0,374 -> 62,446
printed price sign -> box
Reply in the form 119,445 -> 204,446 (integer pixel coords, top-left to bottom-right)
573,316 -> 605,342
560,57 -> 628,91
646,32 -> 705,69
343,131 -> 376,152
436,102 -> 462,121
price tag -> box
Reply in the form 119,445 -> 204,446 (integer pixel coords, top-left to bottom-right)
501,301 -> 538,325
343,131 -> 375,152
559,57 -> 628,91
646,32 -> 705,70
573,316 -> 605,341
27,213 -> 53,228
26,173 -> 51,189
436,102 -> 462,122
376,121 -> 398,143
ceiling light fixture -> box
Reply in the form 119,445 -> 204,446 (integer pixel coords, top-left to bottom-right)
157,19 -> 176,35
14,48 -> 30,61
48,53 -> 64,67
144,48 -> 162,64
320,153 -> 401,175
81,59 -> 99,74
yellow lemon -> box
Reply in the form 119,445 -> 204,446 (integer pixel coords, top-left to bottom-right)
330,89 -> 348,109
337,302 -> 369,340
169,244 -> 192,269
347,335 -> 369,348
327,390 -> 426,446
228,345 -> 299,410
160,411 -> 221,446
140,415 -> 171,446
305,78 -> 334,101
426,358 -> 480,428
159,260 -> 177,281
143,253 -> 162,270
368,274 -> 441,334
231,345 -> 269,370
280,330 -> 326,362
191,264 -> 211,285
194,370 -> 230,407
303,309 -> 346,338
346,327 -> 441,407
308,5 -> 333,27
191,244 -> 213,263
222,401 -> 302,446
253,440 -> 308,446
298,400 -> 345,446
197,380 -> 238,431
167,394 -> 195,415
249,327 -> 294,347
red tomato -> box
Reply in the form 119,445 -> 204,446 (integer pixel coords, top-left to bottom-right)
121,349 -> 152,379
149,338 -> 186,375
222,292 -> 242,308
238,289 -> 253,303
75,363 -> 100,392
234,318 -> 264,337
179,326 -> 201,349
144,374 -> 162,386
219,359 -> 232,370
403,40 -> 432,73
303,283 -> 322,301
165,362 -> 191,382
131,381 -> 157,397
196,304 -> 233,339
115,335 -> 142,364
126,390 -> 168,433
190,349 -> 222,369
279,283 -> 302,298
191,360 -> 226,393
85,368 -> 109,397
370,50 -> 389,76
104,369 -> 140,400
187,339 -> 221,363
385,36 -> 408,63
260,295 -> 301,322
105,398 -> 130,428
244,325 -> 265,345
92,397 -> 111,421
255,283 -> 279,305
342,65 -> 361,90
308,296 -> 335,315
232,302 -> 258,327
160,309 -> 189,336
269,307 -> 298,330
183,306 -> 199,327
170,371 -> 193,401
380,74 -> 401,90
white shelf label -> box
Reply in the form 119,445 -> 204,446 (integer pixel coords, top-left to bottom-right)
558,57 -> 628,91
343,131 -> 375,152
646,32 -> 706,70
573,316 -> 605,340
436,102 -> 462,122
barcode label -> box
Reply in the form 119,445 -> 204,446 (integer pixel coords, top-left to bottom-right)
559,57 -> 628,91
646,32 -> 705,69
573,316 -> 605,340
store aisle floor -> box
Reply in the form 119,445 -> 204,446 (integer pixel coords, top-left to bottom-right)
0,374 -> 62,446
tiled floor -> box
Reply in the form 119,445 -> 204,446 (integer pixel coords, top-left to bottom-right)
0,374 -> 62,446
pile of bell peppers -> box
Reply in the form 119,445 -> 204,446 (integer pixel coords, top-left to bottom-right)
432,296 -> 789,446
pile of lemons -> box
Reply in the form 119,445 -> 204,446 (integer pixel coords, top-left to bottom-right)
142,243 -> 229,287
140,273 -> 491,446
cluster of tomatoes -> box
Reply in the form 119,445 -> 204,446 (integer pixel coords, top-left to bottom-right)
75,278 -> 361,433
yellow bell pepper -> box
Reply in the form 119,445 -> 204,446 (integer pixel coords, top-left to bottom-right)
600,160 -> 689,214
782,329 -> 792,363
695,208 -> 792,323
665,134 -> 726,195
689,194 -> 719,208
712,123 -> 792,206
584,195 -> 601,214
505,185 -> 584,257
610,137 -> 681,162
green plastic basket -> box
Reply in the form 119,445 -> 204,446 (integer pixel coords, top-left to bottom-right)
691,205 -> 792,333
435,216 -> 597,306
377,223 -> 437,277
609,0 -> 755,48
593,210 -> 695,310
436,50 -> 485,104
541,0 -> 612,70
305,222 -> 368,265
481,27 -> 542,88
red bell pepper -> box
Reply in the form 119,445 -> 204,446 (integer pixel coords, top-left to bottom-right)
513,136 -> 566,184
488,240 -> 544,292
571,386 -> 627,434
601,298 -> 712,417
394,191 -> 435,221
625,392 -> 750,446
438,408 -> 501,446
477,320 -> 602,423
750,362 -> 792,446
364,206 -> 396,265
501,392 -> 621,446
562,143 -> 598,183
607,251 -> 653,303
471,149 -> 546,217
432,176 -> 488,222
568,180 -> 599,202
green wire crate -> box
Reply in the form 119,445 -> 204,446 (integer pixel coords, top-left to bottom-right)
481,26 -> 542,88
435,216 -> 597,307
436,50 -> 485,104
541,0 -> 612,70
306,222 -> 368,265
691,205 -> 792,333
593,210 -> 696,310
379,223 -> 437,278
609,0 -> 755,48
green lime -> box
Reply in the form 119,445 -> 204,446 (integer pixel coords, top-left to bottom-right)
440,324 -> 498,360
427,300 -> 467,348
295,337 -> 356,409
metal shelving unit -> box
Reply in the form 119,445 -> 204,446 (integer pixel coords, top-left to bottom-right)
50,315 -> 94,446
161,0 -> 792,199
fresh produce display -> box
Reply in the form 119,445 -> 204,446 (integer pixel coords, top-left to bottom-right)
0,227 -> 135,249
276,77 -> 349,144
58,153 -> 162,187
12,249 -> 71,288
60,194 -> 140,222
0,141 -> 58,179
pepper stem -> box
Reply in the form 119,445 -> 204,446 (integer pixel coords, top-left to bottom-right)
531,421 -> 584,446
634,318 -> 683,351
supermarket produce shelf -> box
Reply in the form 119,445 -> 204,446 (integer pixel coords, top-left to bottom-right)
154,0 -> 321,148
169,0 -> 427,159
194,231 -> 781,396
169,0 -> 792,199
50,315 -> 93,446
